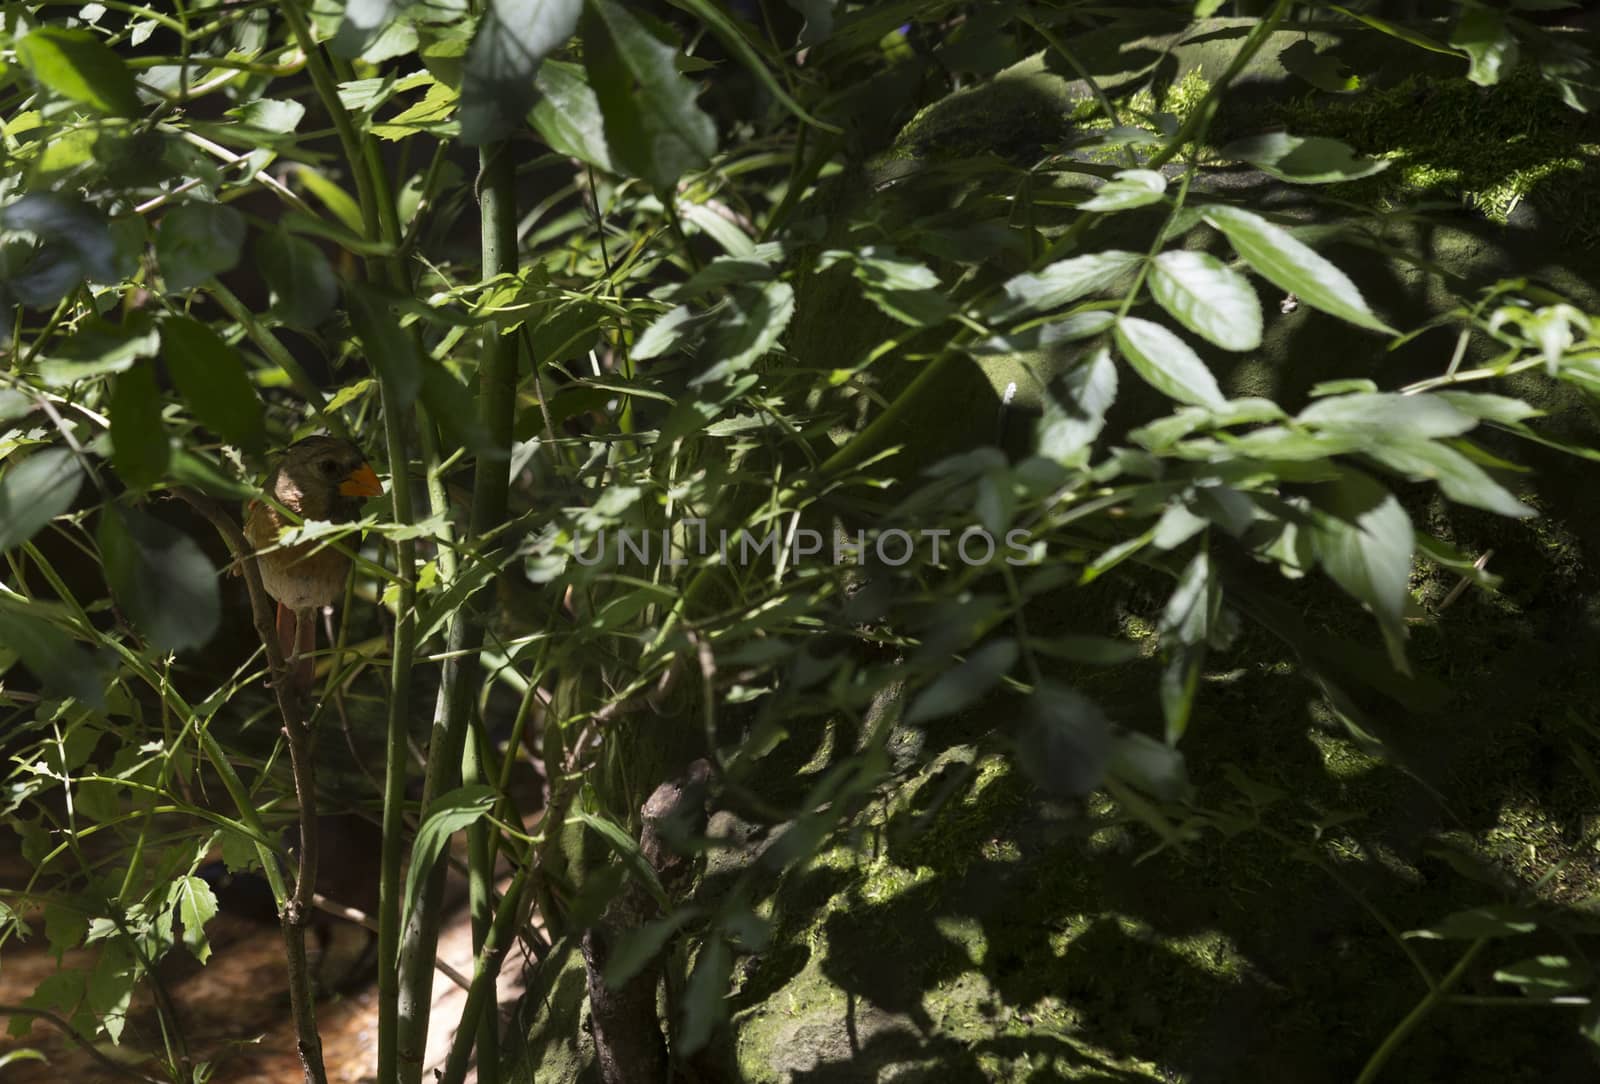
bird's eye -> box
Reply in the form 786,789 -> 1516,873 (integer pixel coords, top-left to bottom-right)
319,459 -> 339,476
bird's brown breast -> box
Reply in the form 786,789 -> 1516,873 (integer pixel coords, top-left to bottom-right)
244,500 -> 352,611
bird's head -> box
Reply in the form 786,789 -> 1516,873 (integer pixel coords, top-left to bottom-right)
272,436 -> 383,520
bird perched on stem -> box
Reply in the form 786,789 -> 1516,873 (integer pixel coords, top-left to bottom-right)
243,436 -> 383,693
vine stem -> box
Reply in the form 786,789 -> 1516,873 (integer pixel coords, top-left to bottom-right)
1355,939 -> 1486,1084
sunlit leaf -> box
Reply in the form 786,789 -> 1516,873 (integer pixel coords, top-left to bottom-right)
1494,955 -> 1591,995
991,250 -> 1143,320
1219,132 -> 1389,184
1307,470 -> 1414,673
16,27 -> 140,116
1451,5 -> 1518,87
1149,249 -> 1262,351
169,875 -> 219,964
1037,345 -> 1117,467
460,0 -> 582,144
529,60 -> 615,171
1202,205 -> 1394,334
1115,317 -> 1226,407
1080,168 -> 1167,212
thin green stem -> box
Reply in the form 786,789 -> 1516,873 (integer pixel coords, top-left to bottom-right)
1356,940 -> 1486,1084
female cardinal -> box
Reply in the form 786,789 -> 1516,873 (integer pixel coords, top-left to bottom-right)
243,436 -> 383,693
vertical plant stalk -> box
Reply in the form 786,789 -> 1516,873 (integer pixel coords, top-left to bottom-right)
395,140 -> 522,1084
172,488 -> 328,1084
280,31 -> 416,1084
277,9 -> 419,1081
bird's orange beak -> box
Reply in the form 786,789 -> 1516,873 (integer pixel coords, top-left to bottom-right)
339,462 -> 384,498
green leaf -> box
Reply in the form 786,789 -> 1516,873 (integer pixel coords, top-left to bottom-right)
1037,345 -> 1117,467
605,908 -> 701,989
460,0 -> 582,145
0,603 -> 108,708
1298,392 -> 1474,439
16,27 -> 140,116
571,810 -> 670,910
1202,205 -> 1394,334
86,939 -> 134,1043
634,304 -> 703,360
1308,470 -> 1414,673
1328,5 -> 1457,56
347,284 -> 422,408
3,194 -> 119,292
403,785 -> 497,931
225,97 -> 306,140
0,447 -> 82,553
44,902 -> 87,955
1079,168 -> 1167,212
1494,955 -> 1591,995
256,228 -> 338,329
1015,683 -> 1114,797
582,0 -> 717,189
905,638 -> 1019,723
422,359 -> 500,456
161,316 -> 266,455
1149,250 -> 1262,351
1161,551 -> 1220,651
109,363 -> 169,489
991,250 -> 1143,320
971,310 -> 1115,355
36,314 -> 161,386
824,247 -> 950,327
1364,438 -> 1533,518
288,166 -> 366,236
332,0 -> 398,58
529,60 -> 615,171
1433,391 -> 1543,425
1406,904 -> 1538,940
1278,39 -> 1361,93
1111,731 -> 1192,802
690,281 -> 795,387
1219,132 -> 1390,185
156,203 -> 246,292
1114,317 -> 1226,408
169,875 -> 219,963
667,0 -> 839,133
1451,5 -> 1518,87
100,505 -> 221,653
679,935 -> 732,1054
1028,634 -> 1141,665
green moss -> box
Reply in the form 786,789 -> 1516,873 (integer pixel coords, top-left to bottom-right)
1269,68 -> 1600,243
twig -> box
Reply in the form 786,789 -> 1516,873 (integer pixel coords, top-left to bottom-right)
0,1005 -> 166,1083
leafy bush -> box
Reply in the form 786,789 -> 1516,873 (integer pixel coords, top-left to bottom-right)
3,1 -> 1600,1082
